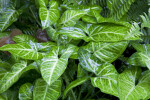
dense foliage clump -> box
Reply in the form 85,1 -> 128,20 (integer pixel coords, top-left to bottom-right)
0,0 -> 150,100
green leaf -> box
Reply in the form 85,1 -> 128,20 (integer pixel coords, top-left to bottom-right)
39,0 -> 60,29
58,10 -> 87,27
19,83 -> 33,100
58,27 -> 90,41
82,41 -> 128,63
40,45 -> 76,85
0,61 -> 27,93
46,26 -> 58,41
36,42 -> 56,52
88,23 -> 137,42
0,89 -> 18,100
127,52 -> 146,67
0,42 -> 43,60
118,67 -> 150,100
140,8 -> 150,28
0,8 -> 21,32
78,48 -> 101,73
63,77 -> 89,99
0,67 -> 7,79
91,63 -> 118,96
82,15 -> 97,24
33,78 -> 61,100
12,34 -> 37,43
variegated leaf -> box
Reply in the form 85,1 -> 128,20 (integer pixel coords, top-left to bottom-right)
0,42 -> 43,60
39,0 -> 60,29
0,61 -> 27,93
118,67 -> 150,100
58,10 -> 87,27
91,63 -> 118,96
40,45 -> 76,85
33,78 -> 61,100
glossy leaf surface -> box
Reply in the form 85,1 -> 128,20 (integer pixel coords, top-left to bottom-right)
118,67 -> 150,100
58,10 -> 87,27
40,45 -> 76,85
33,78 -> 61,100
39,0 -> 60,29
91,63 -> 118,96
0,61 -> 27,93
0,42 -> 43,60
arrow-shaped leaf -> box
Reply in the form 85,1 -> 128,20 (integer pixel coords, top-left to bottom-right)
40,45 -> 76,85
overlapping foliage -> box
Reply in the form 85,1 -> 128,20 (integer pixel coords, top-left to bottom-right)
0,0 -> 150,100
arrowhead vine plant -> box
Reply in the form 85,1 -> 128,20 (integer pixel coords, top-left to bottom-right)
0,0 -> 150,100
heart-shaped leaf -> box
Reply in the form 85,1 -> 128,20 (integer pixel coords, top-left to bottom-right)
39,0 -> 60,29
40,45 -> 76,85
33,78 -> 61,100
58,10 -> 87,27
118,67 -> 150,100
91,63 -> 118,96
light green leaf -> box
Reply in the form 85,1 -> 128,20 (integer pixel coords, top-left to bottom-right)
19,83 -> 33,100
91,63 -> 118,96
12,34 -> 37,43
88,23 -> 132,42
82,15 -> 97,24
82,41 -> 128,63
0,8 -> 20,32
0,61 -> 27,93
63,77 -> 89,99
40,45 -> 76,85
138,52 -> 150,69
118,67 -> 150,100
39,0 -> 60,29
58,27 -> 90,41
0,42 -> 43,60
127,52 -> 146,67
33,78 -> 61,100
58,10 -> 87,27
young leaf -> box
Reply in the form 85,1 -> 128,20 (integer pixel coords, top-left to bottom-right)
19,83 -> 33,100
58,10 -> 87,27
91,63 -> 118,96
33,78 -> 61,100
0,42 -> 43,60
118,67 -> 150,100
0,61 -> 27,93
12,34 -> 37,43
39,0 -> 60,29
82,41 -> 128,63
63,77 -> 89,99
40,45 -> 76,85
